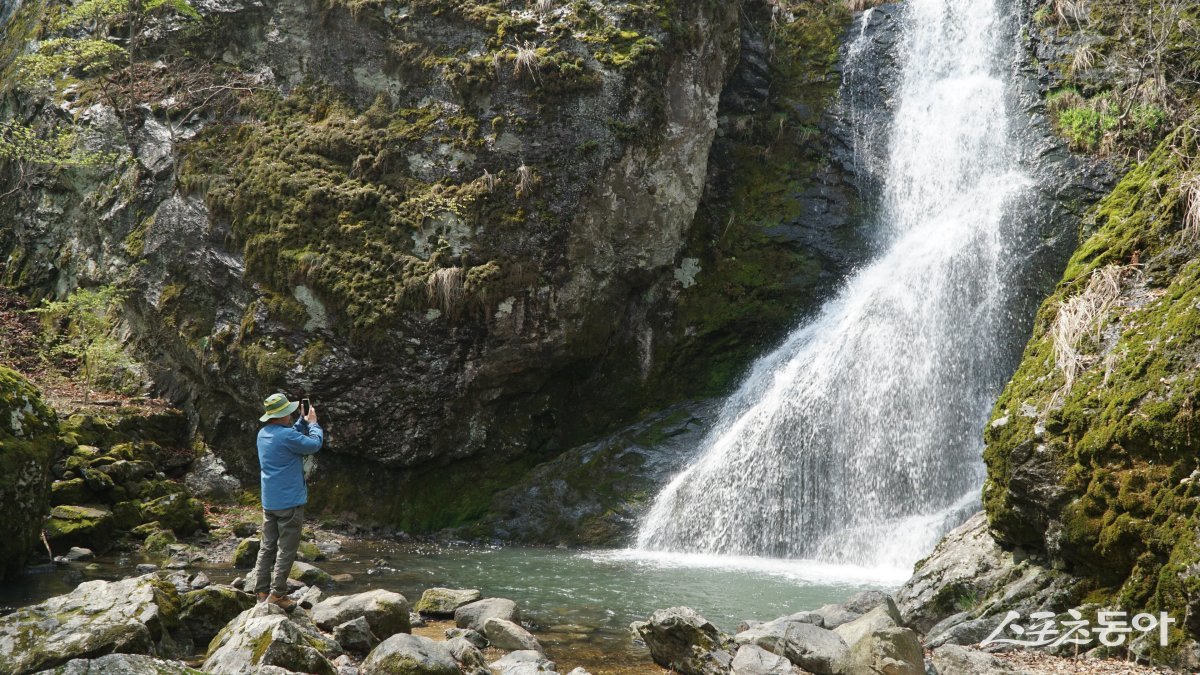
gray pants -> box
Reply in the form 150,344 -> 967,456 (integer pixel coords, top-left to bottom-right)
253,505 -> 303,595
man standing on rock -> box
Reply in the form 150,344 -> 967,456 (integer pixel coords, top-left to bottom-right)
253,393 -> 324,610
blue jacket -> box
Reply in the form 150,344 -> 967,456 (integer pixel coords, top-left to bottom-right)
258,418 -> 324,510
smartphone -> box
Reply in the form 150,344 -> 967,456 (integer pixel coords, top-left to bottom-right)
301,398 -> 311,416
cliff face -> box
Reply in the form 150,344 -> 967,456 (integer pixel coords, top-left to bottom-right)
0,0 -> 861,529
905,0 -> 1200,664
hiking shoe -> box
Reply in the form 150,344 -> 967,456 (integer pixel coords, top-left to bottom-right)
267,593 -> 297,612
256,592 -> 269,604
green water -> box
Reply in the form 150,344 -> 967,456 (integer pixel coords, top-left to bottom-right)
0,543 -> 896,673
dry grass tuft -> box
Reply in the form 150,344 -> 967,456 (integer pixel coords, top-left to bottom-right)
515,163 -> 536,197
1055,0 -> 1089,25
426,267 -> 464,315
512,42 -> 540,81
1182,173 -> 1200,243
534,0 -> 554,18
1068,43 -> 1098,76
1051,264 -> 1132,395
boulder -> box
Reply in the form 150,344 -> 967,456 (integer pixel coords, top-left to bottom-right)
813,604 -> 861,630
203,603 -> 340,675
179,584 -> 254,646
631,607 -> 735,675
231,537 -> 259,568
360,633 -> 460,675
415,587 -> 482,616
297,540 -> 325,562
736,621 -> 847,675
843,591 -> 893,615
182,449 -> 240,498
50,478 -> 92,505
488,650 -> 559,675
313,589 -> 411,638
36,653 -> 204,674
444,636 -> 487,669
734,612 -> 826,650
44,504 -> 115,552
333,616 -> 379,656
445,627 -> 488,649
484,617 -> 542,652
929,644 -> 1019,674
290,561 -> 333,586
0,573 -> 182,675
64,546 -> 94,562
731,644 -> 802,675
832,601 -> 903,651
454,597 -> 520,631
141,493 -> 205,535
838,627 -> 923,675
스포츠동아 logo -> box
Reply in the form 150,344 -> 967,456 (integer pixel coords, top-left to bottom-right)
980,610 -> 1175,648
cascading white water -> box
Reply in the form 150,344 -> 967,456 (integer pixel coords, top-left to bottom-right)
636,0 -> 1032,575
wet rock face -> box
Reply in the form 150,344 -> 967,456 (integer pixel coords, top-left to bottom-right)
0,367 -> 61,581
0,574 -> 185,675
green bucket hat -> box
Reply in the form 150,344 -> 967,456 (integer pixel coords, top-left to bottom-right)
260,393 -> 299,422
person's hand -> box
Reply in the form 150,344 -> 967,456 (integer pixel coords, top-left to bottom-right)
305,403 -> 318,424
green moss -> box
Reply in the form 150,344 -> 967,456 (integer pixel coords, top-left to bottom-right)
0,366 -> 62,579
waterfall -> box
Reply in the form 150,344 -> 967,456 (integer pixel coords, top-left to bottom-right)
636,0 -> 1032,574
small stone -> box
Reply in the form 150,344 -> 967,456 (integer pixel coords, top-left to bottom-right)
445,636 -> 487,668
331,573 -> 354,583
289,561 -> 333,586
65,547 -> 94,562
135,563 -> 159,573
190,571 -> 212,589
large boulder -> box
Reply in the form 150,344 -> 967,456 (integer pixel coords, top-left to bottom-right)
832,601 -> 903,651
43,504 -> 116,552
735,621 -> 847,675
178,585 -> 255,646
312,589 -> 411,638
731,644 -> 802,675
838,627 -> 923,675
631,607 -> 735,675
0,367 -> 60,580
182,449 -> 240,498
454,597 -> 520,631
333,616 -> 379,656
360,633 -> 460,675
483,617 -> 542,652
415,587 -> 482,617
35,653 -> 204,674
0,574 -> 182,675
202,603 -> 341,675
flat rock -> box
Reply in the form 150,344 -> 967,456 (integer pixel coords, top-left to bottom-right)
930,644 -> 1019,674
730,644 -> 801,675
290,561 -> 333,586
313,589 -> 411,638
631,607 -> 735,675
360,633 -> 459,675
489,650 -> 559,675
0,573 -> 182,675
454,597 -> 520,631
35,653 -> 204,674
415,587 -> 482,616
484,617 -> 541,652
203,603 -> 340,675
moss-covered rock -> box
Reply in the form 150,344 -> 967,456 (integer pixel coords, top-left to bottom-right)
290,561 -> 333,586
231,537 -> 259,568
0,573 -> 183,675
0,366 -> 62,580
142,492 -> 206,536
44,504 -> 116,553
179,585 -> 255,646
50,478 -> 93,505
142,527 -> 178,556
202,602 -> 339,675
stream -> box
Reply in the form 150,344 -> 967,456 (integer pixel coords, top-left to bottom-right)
0,542 -> 889,672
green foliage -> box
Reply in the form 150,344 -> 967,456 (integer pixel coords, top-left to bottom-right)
31,287 -> 140,399
1055,104 -> 1118,151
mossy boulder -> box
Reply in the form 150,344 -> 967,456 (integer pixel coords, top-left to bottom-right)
0,366 -> 62,580
179,585 -> 255,646
202,602 -> 339,675
296,540 -> 324,562
112,500 -> 145,530
50,478 -> 93,505
0,573 -> 183,674
142,492 -> 206,535
312,589 -> 411,638
44,505 -> 116,553
231,537 -> 259,568
289,561 -> 333,586
414,588 -> 481,617
142,527 -> 178,556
